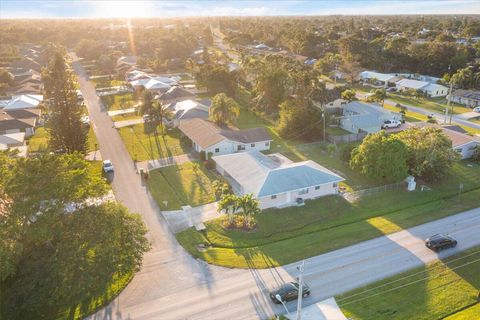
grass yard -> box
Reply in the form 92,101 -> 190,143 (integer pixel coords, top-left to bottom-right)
387,93 -> 472,115
93,78 -> 126,89
339,248 -> 480,320
100,93 -> 136,111
445,303 -> 480,320
118,124 -> 187,161
325,126 -> 351,136
27,126 -> 49,153
147,162 -> 217,210
177,161 -> 480,269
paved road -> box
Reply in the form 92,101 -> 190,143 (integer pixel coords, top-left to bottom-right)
71,53 -> 480,320
357,92 -> 480,131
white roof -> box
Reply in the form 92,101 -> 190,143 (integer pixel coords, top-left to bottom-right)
130,76 -> 178,90
1,94 -> 43,110
423,83 -> 448,92
0,132 -> 25,149
360,71 -> 396,83
396,79 -> 429,90
213,151 -> 344,197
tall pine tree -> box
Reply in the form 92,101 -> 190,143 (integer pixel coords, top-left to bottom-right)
44,52 -> 87,153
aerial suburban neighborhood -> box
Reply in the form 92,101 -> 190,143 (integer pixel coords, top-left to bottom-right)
1,1 -> 480,320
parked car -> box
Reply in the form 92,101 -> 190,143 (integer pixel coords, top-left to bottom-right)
425,234 -> 457,251
473,106 -> 480,113
102,160 -> 114,173
381,119 -> 401,129
387,87 -> 397,92
269,282 -> 310,304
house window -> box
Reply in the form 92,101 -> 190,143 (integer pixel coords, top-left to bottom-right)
237,145 -> 245,151
333,182 -> 338,188
298,188 -> 309,195
251,143 -> 255,148
455,148 -> 462,153
315,186 -> 320,190
215,148 -> 220,153
265,141 -> 270,147
271,195 -> 277,200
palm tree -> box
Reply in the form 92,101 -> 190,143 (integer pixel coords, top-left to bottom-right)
238,194 -> 260,228
209,93 -> 240,126
150,101 -> 173,135
217,194 -> 240,226
140,90 -> 153,116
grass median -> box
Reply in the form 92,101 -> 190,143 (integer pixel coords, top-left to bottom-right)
338,247 -> 480,320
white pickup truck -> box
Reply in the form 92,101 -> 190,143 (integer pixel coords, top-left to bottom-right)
382,119 -> 401,129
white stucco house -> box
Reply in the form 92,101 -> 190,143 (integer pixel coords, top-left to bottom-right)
0,94 -> 43,110
165,100 -> 210,127
213,151 -> 344,209
339,101 -> 402,134
178,118 -> 272,158
396,79 -> 448,97
359,71 -> 399,87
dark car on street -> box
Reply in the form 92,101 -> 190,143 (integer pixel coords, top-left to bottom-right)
269,282 -> 310,304
425,234 -> 457,251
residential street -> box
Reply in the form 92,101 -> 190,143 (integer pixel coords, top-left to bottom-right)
71,53 -> 480,320
356,92 -> 480,131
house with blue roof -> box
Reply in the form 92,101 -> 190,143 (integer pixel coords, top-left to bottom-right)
212,151 -> 344,209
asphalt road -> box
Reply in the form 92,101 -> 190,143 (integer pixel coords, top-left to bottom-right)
71,53 -> 480,320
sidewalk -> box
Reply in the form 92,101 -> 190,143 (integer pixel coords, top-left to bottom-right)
114,118 -> 144,128
108,107 -> 137,117
139,153 -> 195,170
161,202 -> 219,233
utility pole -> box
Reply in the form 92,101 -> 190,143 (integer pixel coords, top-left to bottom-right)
295,261 -> 305,320
447,79 -> 453,124
444,65 -> 452,124
323,110 -> 326,142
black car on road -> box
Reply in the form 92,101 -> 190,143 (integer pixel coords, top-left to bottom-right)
269,282 -> 310,304
425,234 -> 457,251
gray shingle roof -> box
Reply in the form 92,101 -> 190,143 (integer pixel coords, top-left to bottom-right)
213,151 -> 344,197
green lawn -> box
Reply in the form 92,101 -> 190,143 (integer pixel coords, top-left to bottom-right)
118,124 -> 188,161
27,126 -> 98,153
147,162 -> 217,210
100,93 -> 137,111
177,161 -> 480,269
387,93 -> 472,115
445,303 -> 480,320
27,126 -> 49,153
339,248 -> 480,320
93,78 -> 126,89
325,126 -> 351,136
111,112 -> 141,122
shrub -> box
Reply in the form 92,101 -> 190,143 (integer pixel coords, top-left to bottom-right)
199,150 -> 206,161
471,146 -> 480,163
340,144 -> 356,163
204,159 -> 215,170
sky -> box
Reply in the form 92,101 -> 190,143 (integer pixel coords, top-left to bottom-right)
1,0 -> 480,19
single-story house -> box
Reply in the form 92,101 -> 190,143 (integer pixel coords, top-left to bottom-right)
414,123 -> 480,159
339,101 -> 402,134
449,90 -> 480,108
156,86 -> 195,104
10,58 -> 42,73
396,79 -> 448,97
178,118 -> 272,158
129,77 -> 177,94
0,108 -> 41,137
165,99 -> 210,127
0,94 -> 43,110
0,132 -> 26,150
213,151 -> 344,209
359,71 -> 397,87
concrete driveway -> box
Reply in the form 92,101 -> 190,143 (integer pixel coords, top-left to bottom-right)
162,202 -> 219,233
455,111 -> 480,120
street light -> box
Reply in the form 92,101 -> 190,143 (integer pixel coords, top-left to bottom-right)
275,294 -> 291,318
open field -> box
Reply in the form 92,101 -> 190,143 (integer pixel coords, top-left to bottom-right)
339,247 -> 480,320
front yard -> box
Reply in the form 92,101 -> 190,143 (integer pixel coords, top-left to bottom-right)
176,161 -> 480,268
28,125 -> 98,153
339,247 -> 480,320
100,93 -> 137,111
147,162 -> 217,210
387,93 -> 472,115
118,124 -> 188,161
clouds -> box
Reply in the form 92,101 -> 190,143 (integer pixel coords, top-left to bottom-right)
1,0 -> 479,18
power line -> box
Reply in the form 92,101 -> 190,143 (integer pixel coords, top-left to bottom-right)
338,257 -> 480,306
337,249 -> 480,303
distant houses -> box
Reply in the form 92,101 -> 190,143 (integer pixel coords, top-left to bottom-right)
178,118 -> 272,158
213,151 -> 344,209
449,90 -> 480,108
395,79 -> 448,97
